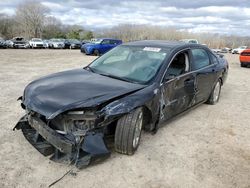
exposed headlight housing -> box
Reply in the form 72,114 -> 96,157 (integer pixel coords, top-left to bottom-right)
67,111 -> 84,115
51,110 -> 99,135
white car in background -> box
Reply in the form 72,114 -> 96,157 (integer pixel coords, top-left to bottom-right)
48,38 -> 65,49
180,39 -> 199,44
29,38 -> 45,48
211,49 -> 222,53
231,46 -> 247,54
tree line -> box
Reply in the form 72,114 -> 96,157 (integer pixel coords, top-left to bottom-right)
0,1 -> 93,40
0,0 -> 250,48
97,24 -> 250,48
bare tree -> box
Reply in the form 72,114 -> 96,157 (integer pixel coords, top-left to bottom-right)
15,0 -> 49,38
42,16 -> 64,39
98,24 -> 250,48
0,14 -> 16,39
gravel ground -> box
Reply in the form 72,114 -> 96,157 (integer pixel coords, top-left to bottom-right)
0,49 -> 249,188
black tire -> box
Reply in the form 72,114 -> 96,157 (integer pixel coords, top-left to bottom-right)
241,63 -> 246,67
207,79 -> 222,105
115,108 -> 143,155
93,49 -> 100,56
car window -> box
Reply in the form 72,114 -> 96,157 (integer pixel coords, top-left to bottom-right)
165,51 -> 189,77
191,49 -> 210,70
109,40 -> 117,45
102,40 -> 110,44
209,52 -> 219,64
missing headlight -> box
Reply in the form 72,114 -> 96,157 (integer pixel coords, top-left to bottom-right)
74,120 -> 95,130
50,110 -> 101,135
67,111 -> 84,115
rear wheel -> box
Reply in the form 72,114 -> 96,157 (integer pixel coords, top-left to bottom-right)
241,63 -> 246,67
207,80 -> 221,105
114,108 -> 143,155
93,49 -> 100,56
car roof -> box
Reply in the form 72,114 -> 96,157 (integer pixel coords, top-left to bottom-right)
123,40 -> 202,49
96,38 -> 122,41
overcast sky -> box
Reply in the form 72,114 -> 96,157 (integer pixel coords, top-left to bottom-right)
1,0 -> 250,36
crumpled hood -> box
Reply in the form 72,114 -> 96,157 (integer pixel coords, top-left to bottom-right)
23,69 -> 145,119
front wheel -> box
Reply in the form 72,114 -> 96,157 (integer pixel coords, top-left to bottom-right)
115,108 -> 143,155
207,80 -> 221,105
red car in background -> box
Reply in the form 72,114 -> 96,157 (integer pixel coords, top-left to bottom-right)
240,49 -> 250,67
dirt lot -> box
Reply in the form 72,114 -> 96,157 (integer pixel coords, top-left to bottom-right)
0,49 -> 249,188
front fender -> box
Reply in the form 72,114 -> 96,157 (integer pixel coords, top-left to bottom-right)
102,84 -> 160,123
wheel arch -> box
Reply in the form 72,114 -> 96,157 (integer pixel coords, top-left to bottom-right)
141,105 -> 153,131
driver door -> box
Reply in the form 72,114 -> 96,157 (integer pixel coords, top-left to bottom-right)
159,50 -> 196,122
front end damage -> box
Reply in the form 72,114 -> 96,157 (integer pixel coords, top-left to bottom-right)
13,68 -> 154,168
14,108 -> 113,169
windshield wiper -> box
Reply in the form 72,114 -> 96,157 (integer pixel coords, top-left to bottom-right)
85,66 -> 95,73
98,73 -> 134,83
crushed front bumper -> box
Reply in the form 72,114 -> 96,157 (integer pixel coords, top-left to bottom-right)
14,115 -> 110,168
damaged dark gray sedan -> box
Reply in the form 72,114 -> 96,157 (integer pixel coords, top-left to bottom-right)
15,40 -> 228,168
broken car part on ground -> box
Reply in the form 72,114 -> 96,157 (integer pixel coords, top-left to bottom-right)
14,40 -> 229,168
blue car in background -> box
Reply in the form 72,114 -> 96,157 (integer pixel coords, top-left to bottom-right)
81,38 -> 122,55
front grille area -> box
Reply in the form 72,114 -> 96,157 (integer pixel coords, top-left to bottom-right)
49,110 -> 99,135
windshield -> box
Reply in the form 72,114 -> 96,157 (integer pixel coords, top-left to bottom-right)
189,40 -> 198,44
32,39 -> 42,42
51,39 -> 63,42
90,39 -> 102,44
89,45 -> 170,84
69,39 -> 80,43
14,38 -> 24,41
239,46 -> 247,49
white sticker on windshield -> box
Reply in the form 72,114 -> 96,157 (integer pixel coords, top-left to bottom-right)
143,47 -> 161,52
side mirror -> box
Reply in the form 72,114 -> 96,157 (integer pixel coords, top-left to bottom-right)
217,53 -> 224,58
164,75 -> 175,82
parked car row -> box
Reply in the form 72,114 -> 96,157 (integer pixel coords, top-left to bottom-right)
0,36 -> 123,56
211,46 -> 249,54
231,46 -> 248,54
0,37 -> 86,49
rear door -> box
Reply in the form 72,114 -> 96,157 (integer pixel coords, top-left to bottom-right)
100,39 -> 116,53
100,39 -> 111,53
190,48 -> 217,103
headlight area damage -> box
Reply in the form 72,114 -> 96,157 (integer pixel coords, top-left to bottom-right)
14,108 -> 115,168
